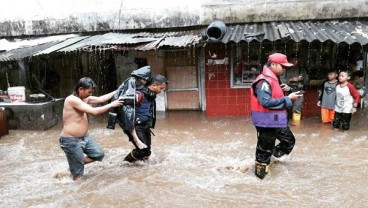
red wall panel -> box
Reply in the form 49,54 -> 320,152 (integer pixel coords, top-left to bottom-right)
204,45 -> 320,118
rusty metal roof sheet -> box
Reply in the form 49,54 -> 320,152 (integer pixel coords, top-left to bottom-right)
135,33 -> 202,51
0,30 -> 203,60
222,20 -> 368,45
159,34 -> 202,47
59,31 -> 202,52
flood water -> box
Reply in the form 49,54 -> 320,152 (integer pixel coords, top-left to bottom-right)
1,110 -> 368,208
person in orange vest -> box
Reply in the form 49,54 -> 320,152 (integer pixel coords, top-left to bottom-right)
250,53 -> 302,179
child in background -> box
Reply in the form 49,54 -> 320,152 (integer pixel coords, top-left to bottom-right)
351,71 -> 366,99
317,70 -> 338,123
332,70 -> 361,131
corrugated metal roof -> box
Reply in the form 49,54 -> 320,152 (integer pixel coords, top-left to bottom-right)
135,38 -> 164,51
159,34 -> 202,47
0,41 -> 62,61
1,20 -> 367,62
59,31 -> 202,52
135,33 -> 202,51
34,36 -> 89,56
0,34 -> 79,51
0,30 -> 202,60
222,20 -> 368,45
57,35 -> 100,52
0,34 -> 81,61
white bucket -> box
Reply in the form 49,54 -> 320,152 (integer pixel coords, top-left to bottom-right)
8,86 -> 26,103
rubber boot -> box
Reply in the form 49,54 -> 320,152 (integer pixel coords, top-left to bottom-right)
255,161 -> 270,179
273,146 -> 286,158
106,112 -> 117,129
124,151 -> 137,163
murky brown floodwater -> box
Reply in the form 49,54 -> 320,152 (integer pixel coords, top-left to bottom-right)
1,110 -> 368,208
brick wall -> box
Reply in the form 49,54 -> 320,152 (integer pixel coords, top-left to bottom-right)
204,44 -> 251,117
204,44 -> 320,118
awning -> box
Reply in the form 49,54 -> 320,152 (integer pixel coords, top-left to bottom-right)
221,20 -> 368,45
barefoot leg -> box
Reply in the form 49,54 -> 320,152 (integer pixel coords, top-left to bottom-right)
133,137 -> 147,149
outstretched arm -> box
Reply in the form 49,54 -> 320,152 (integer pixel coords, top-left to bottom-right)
71,95 -> 122,116
88,90 -> 117,104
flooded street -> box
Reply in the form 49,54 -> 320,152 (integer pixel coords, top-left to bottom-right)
1,110 -> 368,208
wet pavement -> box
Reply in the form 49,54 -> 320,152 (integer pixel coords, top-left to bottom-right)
0,110 -> 368,207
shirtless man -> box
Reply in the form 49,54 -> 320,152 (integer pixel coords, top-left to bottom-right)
59,77 -> 146,180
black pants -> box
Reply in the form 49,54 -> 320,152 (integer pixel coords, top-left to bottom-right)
332,112 -> 352,131
255,127 -> 295,164
124,123 -> 151,160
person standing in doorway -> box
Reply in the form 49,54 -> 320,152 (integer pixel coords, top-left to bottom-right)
250,53 -> 302,179
280,55 -> 307,121
317,70 -> 338,124
59,77 -> 123,181
332,70 -> 360,131
123,75 -> 168,163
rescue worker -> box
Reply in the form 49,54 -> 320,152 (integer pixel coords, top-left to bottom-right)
123,74 -> 168,162
250,53 -> 302,179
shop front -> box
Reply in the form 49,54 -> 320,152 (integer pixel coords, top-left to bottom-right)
204,20 -> 368,117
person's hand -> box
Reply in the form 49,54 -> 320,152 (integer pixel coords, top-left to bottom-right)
111,99 -> 124,108
351,107 -> 357,114
288,91 -> 303,101
281,84 -> 291,92
317,101 -> 321,106
290,77 -> 298,82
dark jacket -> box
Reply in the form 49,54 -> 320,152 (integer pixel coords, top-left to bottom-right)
106,66 -> 152,130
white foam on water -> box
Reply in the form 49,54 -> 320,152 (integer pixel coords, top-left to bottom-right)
2,113 -> 368,207
352,135 -> 368,143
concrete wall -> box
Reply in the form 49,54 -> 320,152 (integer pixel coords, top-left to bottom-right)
0,0 -> 367,37
201,0 -> 368,24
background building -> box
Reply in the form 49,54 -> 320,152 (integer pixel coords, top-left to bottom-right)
1,0 -> 368,121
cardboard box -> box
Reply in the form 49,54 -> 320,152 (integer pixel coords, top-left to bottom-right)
8,86 -> 26,103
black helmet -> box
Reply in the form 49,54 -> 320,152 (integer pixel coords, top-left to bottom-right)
131,66 -> 152,81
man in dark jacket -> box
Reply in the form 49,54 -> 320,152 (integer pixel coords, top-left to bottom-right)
106,65 -> 152,149
123,74 -> 168,162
